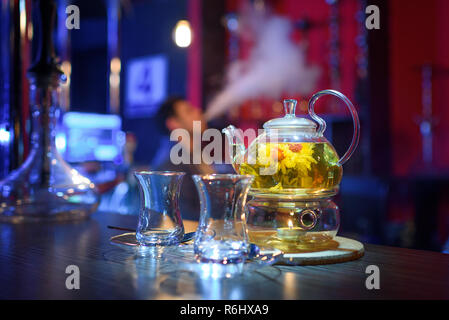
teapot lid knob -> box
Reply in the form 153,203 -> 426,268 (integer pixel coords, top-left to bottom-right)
283,99 -> 297,117
263,98 -> 316,130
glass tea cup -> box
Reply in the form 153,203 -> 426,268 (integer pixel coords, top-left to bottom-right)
134,171 -> 185,246
192,174 -> 254,264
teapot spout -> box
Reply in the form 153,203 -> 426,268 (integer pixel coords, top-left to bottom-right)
222,125 -> 247,172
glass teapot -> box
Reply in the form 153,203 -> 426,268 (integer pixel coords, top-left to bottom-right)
223,90 -> 360,200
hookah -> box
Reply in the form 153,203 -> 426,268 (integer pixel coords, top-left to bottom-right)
0,0 -> 99,222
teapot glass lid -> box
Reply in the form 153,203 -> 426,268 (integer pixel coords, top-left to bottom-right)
263,99 -> 317,130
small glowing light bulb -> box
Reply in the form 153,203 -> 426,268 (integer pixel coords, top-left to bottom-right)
173,20 -> 192,48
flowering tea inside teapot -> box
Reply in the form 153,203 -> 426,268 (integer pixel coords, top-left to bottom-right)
238,141 -> 342,194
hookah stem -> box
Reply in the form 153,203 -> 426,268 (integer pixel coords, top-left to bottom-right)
28,86 -> 53,188
27,0 -> 63,188
39,89 -> 52,187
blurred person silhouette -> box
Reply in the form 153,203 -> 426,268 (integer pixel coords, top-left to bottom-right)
155,96 -> 216,220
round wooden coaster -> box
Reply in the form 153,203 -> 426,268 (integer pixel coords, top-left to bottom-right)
279,236 -> 364,266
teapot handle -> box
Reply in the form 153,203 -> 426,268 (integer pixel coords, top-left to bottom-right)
308,89 -> 360,165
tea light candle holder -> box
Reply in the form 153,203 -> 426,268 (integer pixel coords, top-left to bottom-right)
276,210 -> 318,241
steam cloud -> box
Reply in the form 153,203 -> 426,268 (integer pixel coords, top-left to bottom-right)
204,11 -> 320,121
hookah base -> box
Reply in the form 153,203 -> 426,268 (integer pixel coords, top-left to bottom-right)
0,203 -> 98,223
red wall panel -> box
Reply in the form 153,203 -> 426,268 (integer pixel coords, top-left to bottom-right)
389,0 -> 449,176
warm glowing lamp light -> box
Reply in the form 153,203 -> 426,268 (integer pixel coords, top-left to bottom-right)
174,20 -> 192,48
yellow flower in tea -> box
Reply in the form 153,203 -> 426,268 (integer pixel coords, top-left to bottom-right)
281,143 -> 316,171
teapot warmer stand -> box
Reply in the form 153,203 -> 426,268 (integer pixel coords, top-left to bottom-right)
246,196 -> 364,265
278,236 -> 364,266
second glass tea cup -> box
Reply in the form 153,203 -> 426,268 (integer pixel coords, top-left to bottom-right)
192,174 -> 254,264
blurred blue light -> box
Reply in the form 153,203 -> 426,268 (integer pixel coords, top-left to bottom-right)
60,112 -> 124,163
94,145 -> 119,161
0,128 -> 11,144
227,17 -> 238,31
63,112 -> 121,129
55,133 -> 67,152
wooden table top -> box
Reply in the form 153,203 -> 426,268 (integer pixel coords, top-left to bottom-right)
1,211 -> 449,300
